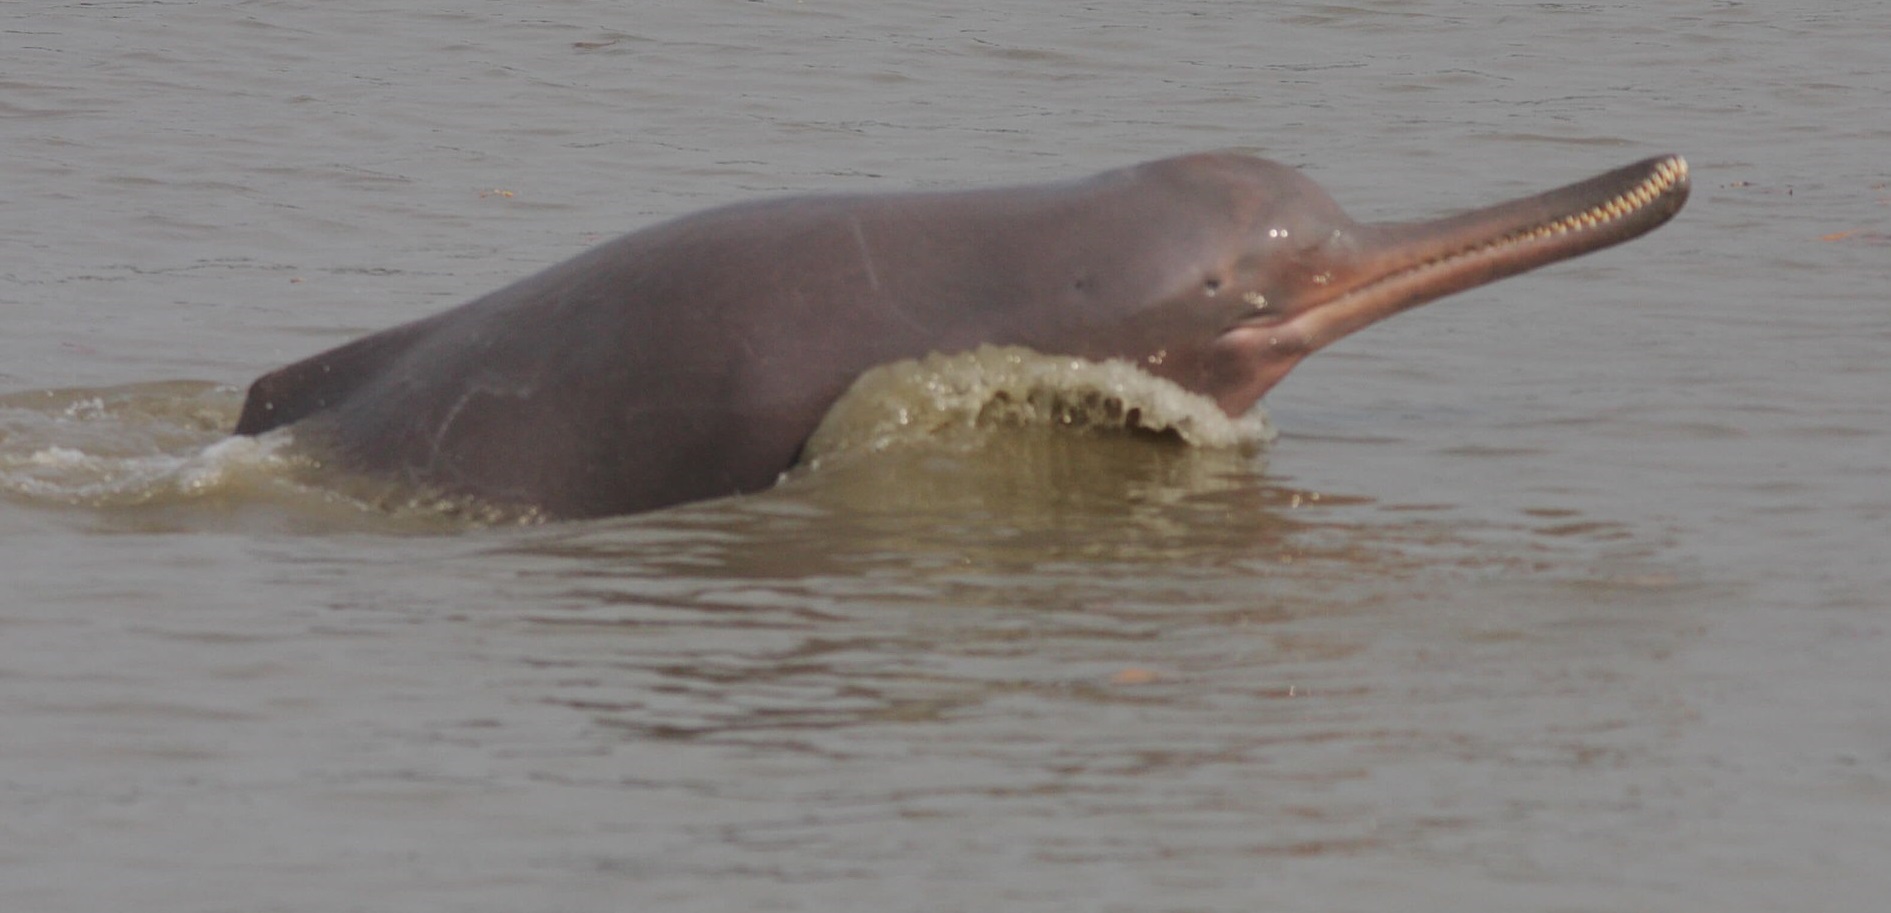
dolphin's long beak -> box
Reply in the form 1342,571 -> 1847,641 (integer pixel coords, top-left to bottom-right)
1218,155 -> 1690,411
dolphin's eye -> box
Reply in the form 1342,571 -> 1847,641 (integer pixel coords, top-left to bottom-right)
1203,277 -> 1223,296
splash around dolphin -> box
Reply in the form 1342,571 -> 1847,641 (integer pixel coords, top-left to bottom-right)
235,152 -> 1690,519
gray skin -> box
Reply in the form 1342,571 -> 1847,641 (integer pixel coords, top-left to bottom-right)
236,152 -> 1689,519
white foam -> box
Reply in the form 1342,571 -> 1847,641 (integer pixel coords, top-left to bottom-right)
175,432 -> 298,493
26,446 -> 90,467
0,382 -> 300,507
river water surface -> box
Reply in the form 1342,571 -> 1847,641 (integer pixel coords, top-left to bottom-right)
4,3 -> 1888,911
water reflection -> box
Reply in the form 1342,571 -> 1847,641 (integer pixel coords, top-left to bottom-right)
416,433 -> 1706,884
472,425 -> 1602,761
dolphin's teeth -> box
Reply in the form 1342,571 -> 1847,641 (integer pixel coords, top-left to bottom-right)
1356,155 -> 1685,303
1490,156 -> 1687,252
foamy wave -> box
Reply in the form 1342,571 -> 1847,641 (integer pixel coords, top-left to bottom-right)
2,424 -> 298,507
0,380 -> 301,508
0,380 -> 542,527
802,345 -> 1274,467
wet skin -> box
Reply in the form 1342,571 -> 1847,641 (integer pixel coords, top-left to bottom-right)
235,152 -> 1689,519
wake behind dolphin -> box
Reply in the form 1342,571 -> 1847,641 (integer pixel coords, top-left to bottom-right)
234,152 -> 1689,519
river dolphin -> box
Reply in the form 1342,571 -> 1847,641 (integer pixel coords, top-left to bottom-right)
235,152 -> 1690,518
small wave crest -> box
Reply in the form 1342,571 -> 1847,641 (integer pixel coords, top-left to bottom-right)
2,434 -> 302,506
801,345 -> 1274,468
0,382 -> 531,529
1,382 -> 275,506
0,381 -> 303,509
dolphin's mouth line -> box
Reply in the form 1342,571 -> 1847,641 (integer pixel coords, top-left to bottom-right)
1232,154 -> 1690,335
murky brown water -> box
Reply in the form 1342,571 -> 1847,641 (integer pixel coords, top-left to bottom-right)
5,3 -> 1888,911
